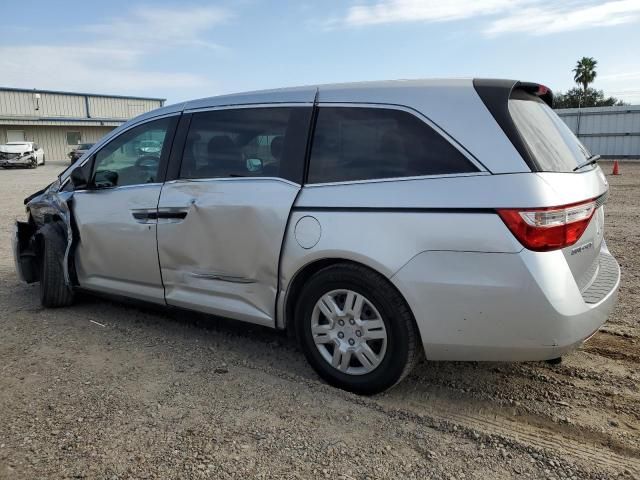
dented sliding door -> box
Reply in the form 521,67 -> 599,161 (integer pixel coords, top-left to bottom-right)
157,178 -> 300,326
156,105 -> 313,327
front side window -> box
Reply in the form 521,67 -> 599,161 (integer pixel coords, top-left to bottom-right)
308,107 -> 477,183
180,107 -> 311,182
92,117 -> 171,188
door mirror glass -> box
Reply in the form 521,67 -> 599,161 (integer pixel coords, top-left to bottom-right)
246,158 -> 263,172
70,167 -> 89,190
94,170 -> 119,188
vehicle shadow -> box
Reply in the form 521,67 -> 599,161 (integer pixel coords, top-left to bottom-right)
68,290 -> 537,398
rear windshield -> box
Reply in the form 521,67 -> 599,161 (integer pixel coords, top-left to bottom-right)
509,91 -> 592,172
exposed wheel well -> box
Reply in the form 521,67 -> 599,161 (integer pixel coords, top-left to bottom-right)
284,258 -> 420,345
33,220 -> 69,281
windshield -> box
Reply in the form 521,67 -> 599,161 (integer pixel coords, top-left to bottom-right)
509,92 -> 592,172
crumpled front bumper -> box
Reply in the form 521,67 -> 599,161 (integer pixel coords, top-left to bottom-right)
1,156 -> 33,167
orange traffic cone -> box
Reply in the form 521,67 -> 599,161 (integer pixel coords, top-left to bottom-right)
612,160 -> 620,175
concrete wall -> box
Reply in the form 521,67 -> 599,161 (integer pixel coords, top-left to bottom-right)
557,105 -> 640,158
0,125 -> 114,162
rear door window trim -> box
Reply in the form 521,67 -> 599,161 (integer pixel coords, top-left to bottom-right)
173,104 -> 314,184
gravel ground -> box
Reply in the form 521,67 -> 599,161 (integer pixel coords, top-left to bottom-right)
0,160 -> 638,480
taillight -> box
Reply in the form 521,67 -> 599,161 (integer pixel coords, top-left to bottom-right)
497,199 -> 596,252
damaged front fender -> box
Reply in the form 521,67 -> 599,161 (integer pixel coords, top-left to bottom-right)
13,181 -> 76,286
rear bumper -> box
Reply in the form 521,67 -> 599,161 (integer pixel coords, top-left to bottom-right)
392,242 -> 620,361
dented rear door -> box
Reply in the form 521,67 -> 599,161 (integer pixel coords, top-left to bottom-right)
157,106 -> 313,326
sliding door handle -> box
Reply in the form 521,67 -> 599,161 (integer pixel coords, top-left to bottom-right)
157,210 -> 188,220
157,207 -> 190,223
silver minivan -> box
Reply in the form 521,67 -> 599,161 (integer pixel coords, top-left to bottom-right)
13,79 -> 620,394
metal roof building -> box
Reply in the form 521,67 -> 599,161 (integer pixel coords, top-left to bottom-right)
0,87 -> 164,162
557,105 -> 640,159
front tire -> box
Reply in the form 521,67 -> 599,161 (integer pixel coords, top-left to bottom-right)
39,228 -> 74,308
296,263 -> 420,395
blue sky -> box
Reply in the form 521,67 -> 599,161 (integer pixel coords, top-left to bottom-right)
2,0 -> 640,104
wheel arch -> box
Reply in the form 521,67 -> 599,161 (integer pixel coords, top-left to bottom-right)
34,220 -> 67,252
281,257 -> 421,345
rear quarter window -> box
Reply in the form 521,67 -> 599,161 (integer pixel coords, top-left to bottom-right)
307,107 -> 478,183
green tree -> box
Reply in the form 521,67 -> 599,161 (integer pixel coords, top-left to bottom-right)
553,87 -> 625,109
573,57 -> 598,93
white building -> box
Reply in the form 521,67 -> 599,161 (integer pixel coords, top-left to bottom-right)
0,87 -> 164,161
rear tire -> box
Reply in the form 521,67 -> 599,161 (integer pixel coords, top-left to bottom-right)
296,263 -> 420,395
39,228 -> 74,308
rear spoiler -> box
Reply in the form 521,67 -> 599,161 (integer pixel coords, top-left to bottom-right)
473,79 -> 554,172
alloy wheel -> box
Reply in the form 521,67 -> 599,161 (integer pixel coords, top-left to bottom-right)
311,289 -> 388,375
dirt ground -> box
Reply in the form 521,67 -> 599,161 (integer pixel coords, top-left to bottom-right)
0,160 -> 638,480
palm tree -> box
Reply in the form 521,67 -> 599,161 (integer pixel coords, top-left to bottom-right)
573,57 -> 598,93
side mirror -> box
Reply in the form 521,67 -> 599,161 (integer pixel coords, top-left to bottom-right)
70,168 -> 89,190
246,158 -> 263,172
94,170 -> 118,188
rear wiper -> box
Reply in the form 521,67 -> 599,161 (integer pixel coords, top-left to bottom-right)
573,154 -> 601,172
